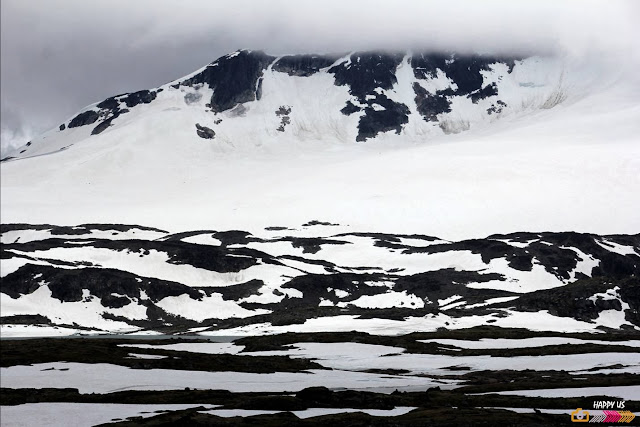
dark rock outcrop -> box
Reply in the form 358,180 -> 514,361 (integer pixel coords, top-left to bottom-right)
509,276 -> 639,324
413,83 -> 451,122
1,263 -> 202,306
410,52 -> 518,122
356,94 -> 410,141
275,106 -> 292,132
180,50 -> 276,112
329,52 -> 410,141
273,54 -> 342,77
68,111 -> 99,128
195,123 -> 215,139
329,52 -> 404,100
121,90 -> 157,108
68,89 -> 159,136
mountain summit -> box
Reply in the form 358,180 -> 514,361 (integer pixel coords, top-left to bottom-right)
1,49 -> 638,239
5,49 -> 569,159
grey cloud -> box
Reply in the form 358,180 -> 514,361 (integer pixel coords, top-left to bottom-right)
1,0 -> 638,155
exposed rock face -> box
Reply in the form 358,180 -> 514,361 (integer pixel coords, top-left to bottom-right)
340,101 -> 360,116
413,83 -> 451,122
273,54 -> 342,77
195,123 -> 215,139
91,118 -> 114,135
487,100 -> 507,115
275,106 -> 292,132
179,50 -> 276,112
121,90 -> 158,108
411,53 -> 516,95
512,277 -> 639,323
355,93 -> 410,141
329,52 -> 411,141
1,264 -> 202,306
67,89 -> 159,136
68,111 -> 99,128
411,52 -> 516,122
329,52 -> 405,100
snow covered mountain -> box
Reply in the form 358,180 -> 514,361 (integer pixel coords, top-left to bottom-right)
1,49 -> 639,335
1,49 -> 639,238
2,49 -> 579,156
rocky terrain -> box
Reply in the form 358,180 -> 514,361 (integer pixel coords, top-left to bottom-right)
2,329 -> 638,425
1,223 -> 638,335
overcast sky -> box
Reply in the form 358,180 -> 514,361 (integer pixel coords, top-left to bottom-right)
1,0 -> 638,155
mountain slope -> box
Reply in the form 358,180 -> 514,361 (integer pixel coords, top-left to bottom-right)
1,49 -> 639,336
1,49 -> 638,238
2,50 -> 578,157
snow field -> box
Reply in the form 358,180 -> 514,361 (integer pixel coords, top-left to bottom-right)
0,363 -> 457,394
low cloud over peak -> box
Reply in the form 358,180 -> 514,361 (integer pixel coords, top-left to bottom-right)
1,0 -> 638,155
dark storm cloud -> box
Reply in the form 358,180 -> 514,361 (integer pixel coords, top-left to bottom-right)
1,0 -> 637,155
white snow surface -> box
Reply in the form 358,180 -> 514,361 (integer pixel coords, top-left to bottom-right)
0,228 -> 166,245
595,239 -> 640,256
126,353 -> 168,360
418,337 -> 640,349
0,324 -> 85,338
6,246 -> 301,288
1,286 -> 146,332
0,403 -> 220,427
155,293 -> 270,321
561,246 -> 600,281
180,233 -> 223,246
341,290 -> 425,309
1,55 -> 639,242
119,342 -> 245,354
114,339 -> 640,374
0,363 -> 458,394
199,407 -> 417,419
202,309 -> 618,336
242,343 -> 640,376
587,286 -> 634,329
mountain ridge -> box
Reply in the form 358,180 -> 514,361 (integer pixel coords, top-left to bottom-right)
1,47 -> 638,241
3,49 -> 572,161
